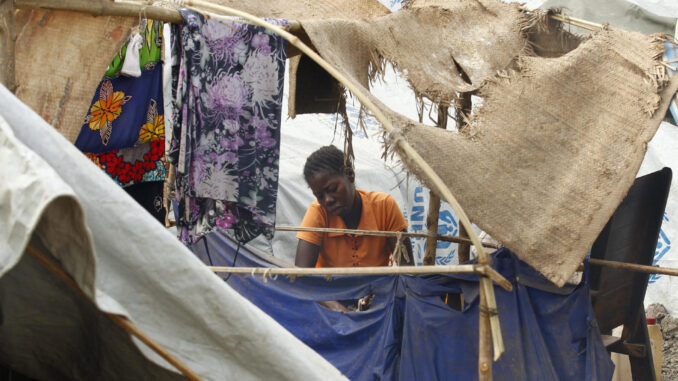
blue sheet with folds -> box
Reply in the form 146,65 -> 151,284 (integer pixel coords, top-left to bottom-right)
192,232 -> 614,381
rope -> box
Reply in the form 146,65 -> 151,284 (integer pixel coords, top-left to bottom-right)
393,231 -> 403,265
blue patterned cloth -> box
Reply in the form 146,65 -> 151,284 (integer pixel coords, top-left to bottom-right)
75,64 -> 164,154
170,10 -> 287,244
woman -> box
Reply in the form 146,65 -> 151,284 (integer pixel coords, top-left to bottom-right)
295,145 -> 412,268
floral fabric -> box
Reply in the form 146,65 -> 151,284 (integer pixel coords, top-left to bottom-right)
171,10 -> 287,244
75,64 -> 164,153
86,140 -> 166,186
76,21 -> 167,188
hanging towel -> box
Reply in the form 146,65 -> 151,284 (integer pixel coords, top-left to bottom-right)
170,10 -> 288,245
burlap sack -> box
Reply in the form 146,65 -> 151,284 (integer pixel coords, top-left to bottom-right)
14,10 -> 135,143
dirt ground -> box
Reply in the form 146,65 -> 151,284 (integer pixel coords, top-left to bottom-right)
646,304 -> 678,380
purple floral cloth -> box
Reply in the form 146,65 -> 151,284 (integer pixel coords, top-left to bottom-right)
169,10 -> 287,244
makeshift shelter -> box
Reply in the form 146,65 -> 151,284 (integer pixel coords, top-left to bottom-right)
2,0 -> 678,379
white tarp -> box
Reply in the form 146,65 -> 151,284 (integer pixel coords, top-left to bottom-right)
0,84 -> 345,380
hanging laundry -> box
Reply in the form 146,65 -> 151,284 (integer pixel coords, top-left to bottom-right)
75,63 -> 164,152
170,10 -> 288,245
85,139 -> 166,186
121,32 -> 144,77
124,181 -> 166,223
77,21 -> 168,188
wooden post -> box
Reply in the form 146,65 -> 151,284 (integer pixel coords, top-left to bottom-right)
423,104 -> 448,265
0,0 -> 15,92
478,283 -> 493,381
456,93 -> 472,263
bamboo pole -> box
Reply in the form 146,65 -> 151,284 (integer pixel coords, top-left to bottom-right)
209,267 -> 512,301
210,264 -> 475,276
478,281 -> 492,381
424,189 -> 441,265
16,0 -> 183,23
588,258 -> 678,277
276,226 -> 502,249
207,263 -> 513,291
548,13 -> 601,32
0,0 -> 15,92
24,245 -> 203,381
423,104 -> 447,265
456,93 -> 473,263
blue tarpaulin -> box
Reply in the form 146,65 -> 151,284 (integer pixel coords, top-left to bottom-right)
192,232 -> 614,380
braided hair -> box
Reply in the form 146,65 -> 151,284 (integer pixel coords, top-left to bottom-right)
303,145 -> 354,180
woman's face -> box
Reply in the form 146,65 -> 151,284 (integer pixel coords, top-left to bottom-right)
306,169 -> 356,218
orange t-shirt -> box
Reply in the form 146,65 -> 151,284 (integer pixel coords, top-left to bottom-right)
296,190 -> 408,267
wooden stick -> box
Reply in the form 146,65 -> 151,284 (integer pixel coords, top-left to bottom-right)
481,276 -> 504,360
13,0 -> 302,31
548,13 -> 601,31
477,265 -> 513,292
478,280 -> 493,380
424,188 -> 441,265
207,263 -> 513,291
16,0 -> 183,22
588,258 -> 678,277
0,0 -> 16,92
423,104 -> 447,265
209,263 -> 475,275
276,226 -> 502,249
185,0 -> 504,359
24,245 -> 203,381
456,93 -> 473,263
661,61 -> 677,71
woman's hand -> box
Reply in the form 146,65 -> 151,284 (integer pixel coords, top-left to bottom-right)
318,300 -> 353,313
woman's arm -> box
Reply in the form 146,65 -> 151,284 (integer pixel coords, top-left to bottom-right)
295,239 -> 321,267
